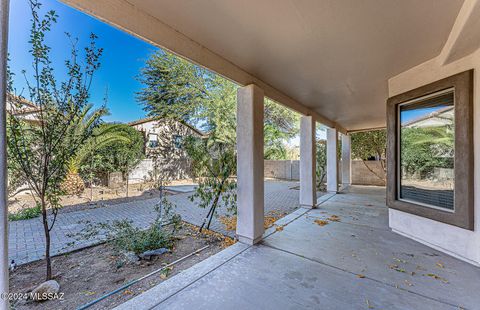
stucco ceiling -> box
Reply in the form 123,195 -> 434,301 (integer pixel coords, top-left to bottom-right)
125,0 -> 463,131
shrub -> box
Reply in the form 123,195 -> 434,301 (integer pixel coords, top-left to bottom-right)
75,197 -> 181,255
8,204 -> 41,221
108,220 -> 174,254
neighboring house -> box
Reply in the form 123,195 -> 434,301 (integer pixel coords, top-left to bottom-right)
128,117 -> 206,183
403,106 -> 454,128
6,93 -> 41,123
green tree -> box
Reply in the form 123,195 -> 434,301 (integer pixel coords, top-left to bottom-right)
316,140 -> 327,190
400,126 -> 453,177
137,50 -> 299,158
61,105 -> 111,196
79,123 -> 145,196
137,50 -> 299,224
351,129 -> 387,182
264,101 -> 299,159
7,0 -> 103,280
137,51 -> 212,124
184,135 -> 237,231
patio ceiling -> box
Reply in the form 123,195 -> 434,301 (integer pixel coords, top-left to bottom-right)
62,0 -> 463,131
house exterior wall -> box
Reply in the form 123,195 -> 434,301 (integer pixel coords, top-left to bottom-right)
388,48 -> 480,266
129,119 -> 199,183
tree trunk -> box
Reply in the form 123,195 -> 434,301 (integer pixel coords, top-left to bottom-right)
40,195 -> 52,280
206,190 -> 222,230
126,172 -> 129,198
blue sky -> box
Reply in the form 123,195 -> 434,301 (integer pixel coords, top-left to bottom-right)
8,0 -> 158,123
401,107 -> 447,125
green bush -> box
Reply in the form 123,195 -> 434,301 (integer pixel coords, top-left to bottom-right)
75,197 -> 181,255
108,220 -> 175,254
8,205 -> 41,221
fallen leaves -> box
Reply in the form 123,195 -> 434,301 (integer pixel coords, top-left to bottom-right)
388,264 -> 406,273
83,291 -> 96,296
327,215 -> 340,222
313,214 -> 341,227
423,273 -> 449,284
219,216 -> 237,231
314,219 -> 329,226
221,237 -> 236,248
159,266 -> 173,279
219,213 -> 283,232
393,257 -> 407,264
263,216 -> 278,229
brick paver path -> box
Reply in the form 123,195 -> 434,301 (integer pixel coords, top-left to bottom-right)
9,180 -> 312,265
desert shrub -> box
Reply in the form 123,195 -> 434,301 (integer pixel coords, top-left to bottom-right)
75,197 -> 181,255
107,220 -> 174,254
8,204 -> 42,221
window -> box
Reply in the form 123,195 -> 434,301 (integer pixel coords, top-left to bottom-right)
398,89 -> 454,211
173,135 -> 183,149
147,133 -> 159,148
387,70 -> 473,230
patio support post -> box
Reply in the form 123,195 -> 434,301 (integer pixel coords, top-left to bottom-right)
299,116 -> 316,207
0,0 -> 9,306
341,133 -> 352,188
236,84 -> 264,245
327,127 -> 339,192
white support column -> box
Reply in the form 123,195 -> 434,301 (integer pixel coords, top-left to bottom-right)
327,128 -> 339,193
341,134 -> 352,188
236,84 -> 264,245
299,116 -> 316,207
0,0 -> 9,305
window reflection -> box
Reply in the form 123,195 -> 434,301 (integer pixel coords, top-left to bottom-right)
399,90 -> 455,210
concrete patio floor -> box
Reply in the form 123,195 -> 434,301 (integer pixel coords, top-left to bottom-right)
116,186 -> 480,310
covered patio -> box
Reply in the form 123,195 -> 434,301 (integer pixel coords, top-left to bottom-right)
116,187 -> 480,309
1,0 -> 480,308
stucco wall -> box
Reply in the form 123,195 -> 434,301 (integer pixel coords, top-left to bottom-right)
351,160 -> 386,186
388,47 -> 480,266
128,159 -> 154,184
264,160 -> 299,180
264,159 -> 385,186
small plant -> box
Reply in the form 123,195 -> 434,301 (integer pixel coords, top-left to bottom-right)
107,219 -> 174,255
75,196 -> 181,255
8,204 -> 41,221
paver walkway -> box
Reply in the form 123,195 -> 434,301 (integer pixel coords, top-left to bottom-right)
9,180 -> 310,265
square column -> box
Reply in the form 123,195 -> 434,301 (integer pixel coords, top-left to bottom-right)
236,84 -> 264,245
327,127 -> 339,192
341,134 -> 352,187
299,116 -> 316,207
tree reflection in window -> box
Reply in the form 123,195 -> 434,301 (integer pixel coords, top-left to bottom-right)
399,90 -> 454,211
